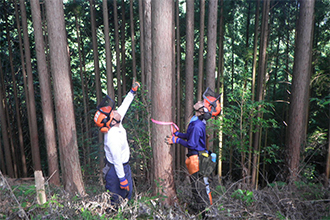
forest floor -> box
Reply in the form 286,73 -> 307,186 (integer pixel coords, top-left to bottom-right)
1,171 -> 330,220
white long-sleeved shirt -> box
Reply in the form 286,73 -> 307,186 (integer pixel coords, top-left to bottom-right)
104,91 -> 135,179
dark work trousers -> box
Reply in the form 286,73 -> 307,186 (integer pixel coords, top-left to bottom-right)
190,172 -> 210,212
105,163 -> 133,205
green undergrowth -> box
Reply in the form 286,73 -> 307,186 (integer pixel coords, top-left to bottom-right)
1,176 -> 330,219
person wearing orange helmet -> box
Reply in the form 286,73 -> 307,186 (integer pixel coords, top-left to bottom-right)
101,81 -> 140,205
166,100 -> 210,215
165,88 -> 221,216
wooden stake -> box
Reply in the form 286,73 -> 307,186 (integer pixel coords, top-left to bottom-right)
34,170 -> 47,205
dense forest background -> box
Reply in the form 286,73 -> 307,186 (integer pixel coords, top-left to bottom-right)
1,0 -> 330,219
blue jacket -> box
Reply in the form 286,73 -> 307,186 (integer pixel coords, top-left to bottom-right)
175,117 -> 206,154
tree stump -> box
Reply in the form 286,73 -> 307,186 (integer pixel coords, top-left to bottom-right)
34,170 -> 47,205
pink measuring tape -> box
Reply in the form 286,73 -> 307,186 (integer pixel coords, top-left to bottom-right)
151,118 -> 179,134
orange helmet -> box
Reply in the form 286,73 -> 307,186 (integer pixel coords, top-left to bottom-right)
203,87 -> 221,118
94,95 -> 115,133
204,96 -> 221,117
94,106 -> 114,133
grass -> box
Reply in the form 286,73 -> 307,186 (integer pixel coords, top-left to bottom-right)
1,171 -> 330,219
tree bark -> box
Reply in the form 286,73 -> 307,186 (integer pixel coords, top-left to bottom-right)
197,0 -> 205,100
139,0 -> 145,86
326,103 -> 330,181
89,0 -> 104,183
205,0 -> 218,90
20,0 -> 42,171
130,0 -> 137,80
175,0 -> 184,172
248,0 -> 260,185
151,0 -> 177,205
241,0 -> 252,183
90,0 -> 102,104
30,0 -> 60,185
113,0 -> 122,103
103,0 -> 115,99
0,57 -> 14,177
286,0 -> 315,182
13,0 -> 28,177
144,0 -> 152,99
205,0 -> 218,152
184,0 -> 194,125
45,0 -> 85,195
74,0 -> 90,167
217,0 -> 225,182
171,1 -> 176,173
4,3 -> 19,178
121,0 -> 127,94
252,0 -> 270,188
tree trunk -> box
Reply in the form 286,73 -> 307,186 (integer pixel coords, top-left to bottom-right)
3,77 -> 17,177
130,0 -> 137,80
171,2 -> 176,173
241,1 -> 251,183
244,2 -> 251,71
20,0 -> 42,171
184,0 -> 194,125
143,0 -> 152,184
197,0 -> 205,100
103,0 -> 115,99
31,0 -> 60,185
205,0 -> 218,90
206,0 -> 218,152
45,0 -> 85,196
144,0 -> 152,99
89,0 -> 104,184
0,57 -> 14,177
4,4 -> 20,178
90,0 -> 102,103
0,101 -> 5,174
113,0 -> 122,103
273,35 -> 281,100
151,0 -> 177,205
326,103 -> 330,181
248,0 -> 260,185
286,0 -> 315,182
13,0 -> 28,177
139,0 -> 145,86
281,17 -> 290,149
175,0 -> 184,172
74,0 -> 90,167
217,0 -> 225,183
121,0 -> 127,94
252,0 -> 270,189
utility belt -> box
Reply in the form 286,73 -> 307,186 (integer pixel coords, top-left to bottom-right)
103,159 -> 129,178
185,150 -> 216,176
186,149 -> 198,157
106,161 -> 129,167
